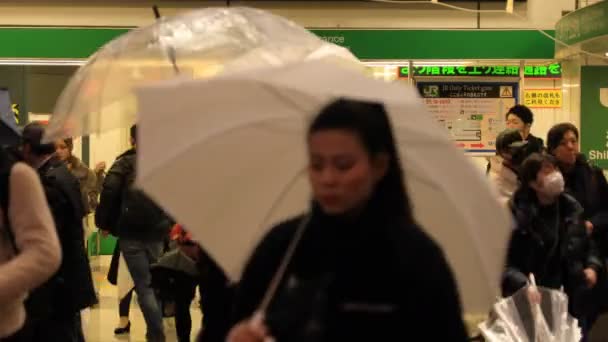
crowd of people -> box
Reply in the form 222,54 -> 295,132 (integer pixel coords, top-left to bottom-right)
0,100 -> 606,342
488,105 -> 608,340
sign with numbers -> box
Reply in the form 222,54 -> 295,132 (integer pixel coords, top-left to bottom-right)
418,82 -> 518,154
523,89 -> 562,108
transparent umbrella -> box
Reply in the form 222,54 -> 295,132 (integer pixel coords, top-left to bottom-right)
480,283 -> 581,342
44,7 -> 357,141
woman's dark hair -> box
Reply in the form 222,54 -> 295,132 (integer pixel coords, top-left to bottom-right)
21,122 -> 56,156
506,105 -> 534,124
547,123 -> 579,153
308,98 -> 413,220
519,153 -> 558,187
63,138 -> 74,152
130,124 -> 137,142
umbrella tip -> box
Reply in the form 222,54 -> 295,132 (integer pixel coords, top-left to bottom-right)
152,5 -> 161,19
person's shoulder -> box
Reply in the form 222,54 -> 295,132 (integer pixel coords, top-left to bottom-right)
560,193 -> 583,215
262,215 -> 306,246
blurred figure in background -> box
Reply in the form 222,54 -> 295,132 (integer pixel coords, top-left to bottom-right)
55,138 -> 105,215
19,122 -> 97,341
106,242 -> 135,335
547,123 -> 608,333
502,153 -> 601,338
228,99 -> 468,342
0,147 -> 61,340
505,105 -> 544,153
96,125 -> 173,342
487,128 -> 532,206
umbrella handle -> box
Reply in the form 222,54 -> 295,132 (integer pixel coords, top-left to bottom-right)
258,214 -> 311,312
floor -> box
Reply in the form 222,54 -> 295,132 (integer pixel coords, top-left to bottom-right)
83,256 -> 202,342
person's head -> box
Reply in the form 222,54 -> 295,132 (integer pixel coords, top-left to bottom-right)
55,138 -> 73,161
496,128 -> 524,163
505,105 -> 534,139
21,122 -> 56,166
130,124 -> 137,148
307,98 -> 411,218
519,153 -> 564,202
547,123 -> 579,168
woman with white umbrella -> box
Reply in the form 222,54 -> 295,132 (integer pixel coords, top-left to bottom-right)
227,99 -> 469,342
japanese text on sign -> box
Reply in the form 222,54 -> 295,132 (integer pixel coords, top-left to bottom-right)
523,89 -> 563,108
397,64 -> 562,78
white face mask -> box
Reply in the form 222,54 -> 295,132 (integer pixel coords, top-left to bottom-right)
540,171 -> 565,197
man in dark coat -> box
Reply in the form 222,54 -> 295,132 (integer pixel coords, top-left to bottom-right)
505,105 -> 544,153
96,125 -> 172,342
19,122 -> 97,341
547,123 -> 608,331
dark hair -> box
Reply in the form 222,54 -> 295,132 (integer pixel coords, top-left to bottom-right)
547,123 -> 579,153
22,122 -> 56,156
130,124 -> 137,142
308,98 -> 412,220
496,128 -> 523,153
519,153 -> 558,187
506,105 -> 534,125
63,138 -> 74,151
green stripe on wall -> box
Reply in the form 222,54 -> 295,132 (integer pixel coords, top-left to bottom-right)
0,27 -> 556,60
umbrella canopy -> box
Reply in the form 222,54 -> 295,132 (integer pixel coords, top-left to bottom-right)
480,285 -> 581,342
44,7 -> 356,142
135,59 -> 512,316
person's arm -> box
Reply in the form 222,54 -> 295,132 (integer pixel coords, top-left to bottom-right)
0,163 -> 61,303
501,208 -> 531,297
405,229 -> 469,341
84,168 -> 99,212
231,222 -> 294,324
589,168 -> 608,232
95,158 -> 127,233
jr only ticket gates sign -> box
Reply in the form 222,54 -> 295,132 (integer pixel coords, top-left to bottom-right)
417,82 -> 518,154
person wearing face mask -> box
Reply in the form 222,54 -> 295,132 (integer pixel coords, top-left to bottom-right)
505,105 -> 544,153
502,153 -> 602,337
487,128 -> 534,207
547,123 -> 608,333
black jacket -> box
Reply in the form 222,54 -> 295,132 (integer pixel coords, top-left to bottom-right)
525,134 -> 545,154
96,149 -> 171,241
232,205 -> 468,342
562,155 -> 608,255
36,156 -> 97,315
503,190 -> 602,315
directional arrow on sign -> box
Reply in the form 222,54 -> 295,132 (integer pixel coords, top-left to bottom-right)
471,143 -> 485,148
456,143 -> 466,148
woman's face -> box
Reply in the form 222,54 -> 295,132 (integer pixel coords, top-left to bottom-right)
308,129 -> 386,215
55,140 -> 71,161
506,114 -> 529,136
552,130 -> 579,166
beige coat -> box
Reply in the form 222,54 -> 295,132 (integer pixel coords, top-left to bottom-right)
0,163 -> 61,338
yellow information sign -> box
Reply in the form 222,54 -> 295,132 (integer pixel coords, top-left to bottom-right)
523,89 -> 562,108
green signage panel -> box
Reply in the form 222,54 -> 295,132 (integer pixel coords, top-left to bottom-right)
0,28 -> 555,60
397,64 -> 561,78
580,66 -> 608,169
314,29 -> 555,60
556,1 -> 608,46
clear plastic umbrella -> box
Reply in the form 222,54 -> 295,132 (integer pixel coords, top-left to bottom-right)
480,280 -> 582,342
44,7 -> 357,141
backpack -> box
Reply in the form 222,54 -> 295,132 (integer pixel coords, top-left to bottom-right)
118,153 -> 172,236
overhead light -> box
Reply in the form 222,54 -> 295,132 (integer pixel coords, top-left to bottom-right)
605,52 -> 608,57
0,58 -> 85,66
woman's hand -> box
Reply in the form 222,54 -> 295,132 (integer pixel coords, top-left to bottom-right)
584,268 -> 598,288
227,312 -> 272,342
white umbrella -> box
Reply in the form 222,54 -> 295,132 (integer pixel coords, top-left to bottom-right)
135,59 -> 512,316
